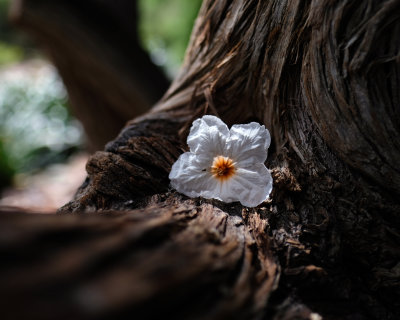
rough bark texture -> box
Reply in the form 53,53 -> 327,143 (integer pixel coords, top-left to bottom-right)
0,203 -> 279,320
2,0 -> 400,319
10,0 -> 170,150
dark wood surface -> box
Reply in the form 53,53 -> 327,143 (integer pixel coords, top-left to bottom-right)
2,0 -> 400,319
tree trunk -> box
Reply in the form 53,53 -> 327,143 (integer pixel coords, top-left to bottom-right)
2,0 -> 400,319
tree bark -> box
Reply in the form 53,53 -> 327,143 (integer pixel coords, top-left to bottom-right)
10,0 -> 170,150
2,0 -> 400,319
0,204 -> 279,320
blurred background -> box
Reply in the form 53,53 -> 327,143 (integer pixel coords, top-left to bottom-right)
0,0 -> 202,211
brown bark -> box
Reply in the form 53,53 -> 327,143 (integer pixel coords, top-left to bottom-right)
2,0 -> 400,319
10,0 -> 170,150
0,204 -> 278,320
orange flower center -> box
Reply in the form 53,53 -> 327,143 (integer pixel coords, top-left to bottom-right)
211,156 -> 236,181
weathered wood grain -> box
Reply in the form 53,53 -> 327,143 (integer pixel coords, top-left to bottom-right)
0,199 -> 279,320
4,0 -> 400,319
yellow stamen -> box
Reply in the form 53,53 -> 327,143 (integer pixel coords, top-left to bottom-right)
211,156 -> 236,181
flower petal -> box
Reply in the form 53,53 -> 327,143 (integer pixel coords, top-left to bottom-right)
226,122 -> 271,167
219,164 -> 272,207
169,152 -> 218,198
187,115 -> 229,156
170,116 -> 273,207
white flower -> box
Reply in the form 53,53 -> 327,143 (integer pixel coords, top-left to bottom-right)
169,115 -> 273,207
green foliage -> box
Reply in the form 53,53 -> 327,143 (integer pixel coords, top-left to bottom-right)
0,139 -> 14,190
138,0 -> 202,77
0,42 -> 23,66
0,62 -> 83,186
